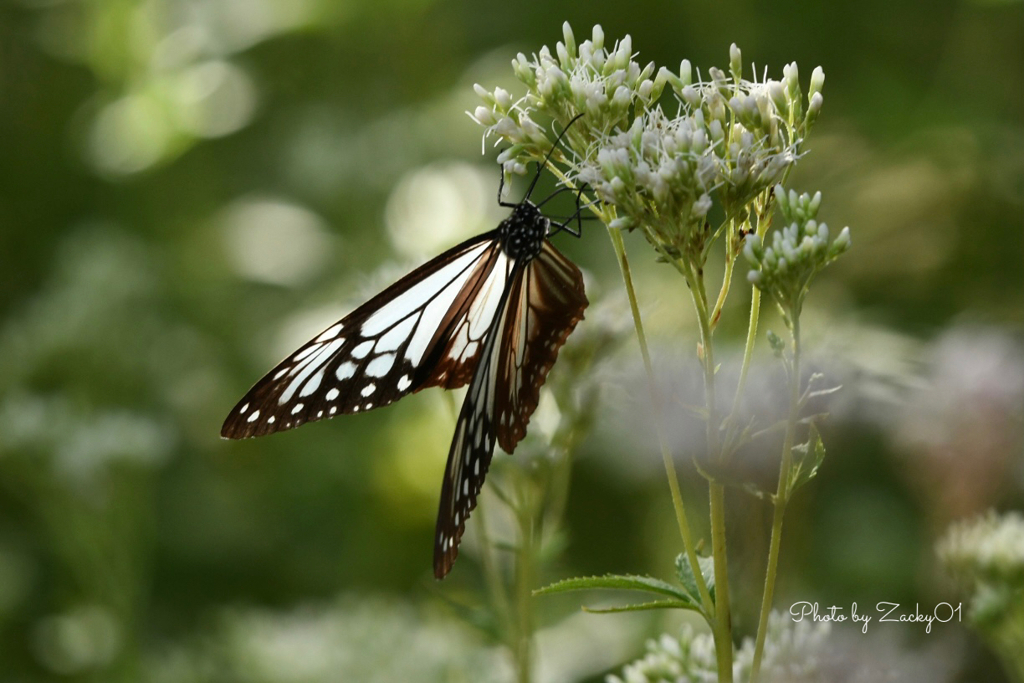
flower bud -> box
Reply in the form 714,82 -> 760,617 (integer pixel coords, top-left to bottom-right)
809,66 -> 825,99
562,22 -> 577,58
493,116 -> 521,141
613,35 -> 633,71
768,81 -> 789,118
639,61 -> 655,84
592,24 -> 605,51
709,119 -> 724,144
613,85 -> 632,109
784,62 -> 800,98
556,41 -> 570,68
681,86 -> 700,109
493,87 -> 512,109
830,226 -> 851,254
680,59 -> 692,86
472,106 -> 495,126
730,43 -> 742,80
805,92 -> 823,130
691,129 -> 708,154
809,191 -> 822,216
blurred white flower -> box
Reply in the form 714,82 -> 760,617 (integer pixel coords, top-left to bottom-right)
220,196 -> 334,287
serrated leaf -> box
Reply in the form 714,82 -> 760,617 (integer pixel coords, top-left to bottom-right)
582,599 -> 702,614
674,554 -> 716,607
534,574 -> 694,604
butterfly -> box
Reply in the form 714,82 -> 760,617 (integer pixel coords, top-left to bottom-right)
221,116 -> 591,578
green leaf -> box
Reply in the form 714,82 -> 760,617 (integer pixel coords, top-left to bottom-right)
582,599 -> 702,614
534,574 -> 694,604
788,423 -> 826,496
674,554 -> 716,607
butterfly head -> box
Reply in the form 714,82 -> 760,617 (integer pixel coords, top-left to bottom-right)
499,201 -> 549,262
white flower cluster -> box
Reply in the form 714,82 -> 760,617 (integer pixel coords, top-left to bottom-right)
471,24 -> 826,259
938,510 -> 1024,586
606,612 -> 830,683
743,185 -> 851,317
576,109 -> 718,241
605,624 -> 719,683
471,24 -> 663,175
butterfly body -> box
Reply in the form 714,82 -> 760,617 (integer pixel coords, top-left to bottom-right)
497,200 -> 548,261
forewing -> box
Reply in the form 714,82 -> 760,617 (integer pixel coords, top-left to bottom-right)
432,241 -> 587,578
221,234 -> 502,439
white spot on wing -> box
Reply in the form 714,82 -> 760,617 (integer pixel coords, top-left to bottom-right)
351,340 -> 374,359
336,362 -> 356,380
292,344 -> 321,363
365,354 -> 395,378
292,403 -> 304,414
376,316 -> 417,353
299,369 -> 324,397
361,383 -> 376,397
397,375 -> 411,391
247,410 -> 260,423
240,403 -> 249,414
326,388 -> 340,401
316,323 -> 343,341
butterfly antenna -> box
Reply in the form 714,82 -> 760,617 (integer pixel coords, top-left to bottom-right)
524,113 -> 585,200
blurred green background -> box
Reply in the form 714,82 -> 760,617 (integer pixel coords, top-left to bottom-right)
1,0 -> 1022,681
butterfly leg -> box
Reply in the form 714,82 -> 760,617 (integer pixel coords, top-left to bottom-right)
497,159 -> 517,208
550,184 -> 597,238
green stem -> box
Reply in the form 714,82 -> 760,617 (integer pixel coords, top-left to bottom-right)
726,193 -> 774,439
685,263 -> 733,683
607,226 -> 714,617
750,316 -> 801,682
730,287 -> 761,420
514,475 -> 535,683
710,247 -> 735,332
710,483 -> 733,683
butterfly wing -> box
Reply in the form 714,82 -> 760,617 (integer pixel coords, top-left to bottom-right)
433,241 -> 588,578
222,232 -> 512,439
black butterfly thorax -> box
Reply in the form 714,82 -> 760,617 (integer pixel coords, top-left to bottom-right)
498,201 -> 549,262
